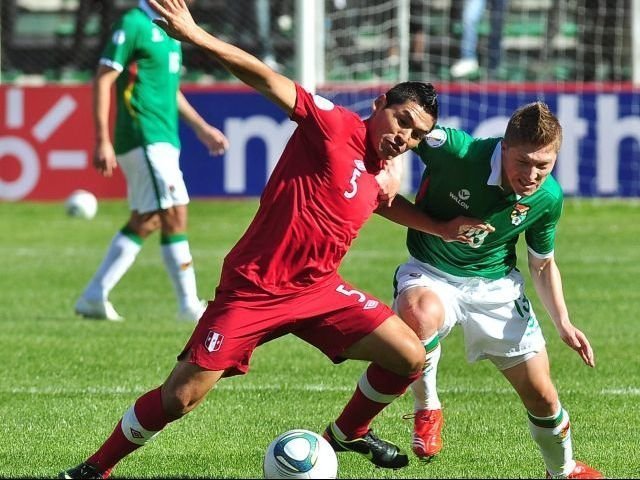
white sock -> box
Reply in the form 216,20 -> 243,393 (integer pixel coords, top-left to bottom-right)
411,332 -> 442,411
83,231 -> 142,301
528,404 -> 576,477
161,235 -> 199,311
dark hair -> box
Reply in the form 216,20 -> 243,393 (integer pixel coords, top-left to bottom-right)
504,101 -> 562,151
384,81 -> 439,120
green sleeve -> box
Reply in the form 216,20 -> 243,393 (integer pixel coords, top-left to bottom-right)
100,14 -> 139,70
414,125 -> 475,166
525,190 -> 563,256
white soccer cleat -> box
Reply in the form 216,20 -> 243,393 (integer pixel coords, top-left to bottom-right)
177,300 -> 207,322
74,297 -> 124,322
450,58 -> 479,78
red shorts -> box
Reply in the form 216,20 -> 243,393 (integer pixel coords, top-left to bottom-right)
178,275 -> 393,377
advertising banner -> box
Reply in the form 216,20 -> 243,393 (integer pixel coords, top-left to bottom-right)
0,85 -> 126,201
1,84 -> 639,200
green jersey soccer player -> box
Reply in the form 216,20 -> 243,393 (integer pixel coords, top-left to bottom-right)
74,0 -> 229,323
384,102 -> 602,478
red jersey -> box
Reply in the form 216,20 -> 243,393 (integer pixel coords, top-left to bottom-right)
218,84 -> 384,296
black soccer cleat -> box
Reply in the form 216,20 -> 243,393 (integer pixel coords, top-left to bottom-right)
322,423 -> 409,469
58,462 -> 107,479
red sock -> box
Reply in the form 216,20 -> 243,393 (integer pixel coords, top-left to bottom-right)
335,363 -> 419,439
88,386 -> 171,473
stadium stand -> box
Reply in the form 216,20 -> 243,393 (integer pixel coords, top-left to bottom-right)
0,0 -> 632,84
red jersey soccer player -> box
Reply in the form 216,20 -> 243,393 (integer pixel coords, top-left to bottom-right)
59,1 -> 492,478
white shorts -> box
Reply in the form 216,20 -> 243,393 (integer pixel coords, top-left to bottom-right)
393,256 -> 545,369
118,143 -> 190,214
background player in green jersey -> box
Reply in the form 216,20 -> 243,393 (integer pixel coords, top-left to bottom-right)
74,0 -> 229,322
382,102 -> 603,478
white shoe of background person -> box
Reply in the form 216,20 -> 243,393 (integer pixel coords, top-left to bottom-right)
177,300 -> 207,322
75,297 -> 124,322
450,58 -> 480,78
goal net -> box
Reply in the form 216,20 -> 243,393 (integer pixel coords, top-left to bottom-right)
319,0 -> 640,196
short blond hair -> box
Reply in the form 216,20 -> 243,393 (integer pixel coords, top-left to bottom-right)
504,101 -> 562,152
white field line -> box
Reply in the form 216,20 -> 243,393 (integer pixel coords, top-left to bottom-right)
4,385 -> 640,396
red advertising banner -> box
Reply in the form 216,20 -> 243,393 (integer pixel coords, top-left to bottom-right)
0,85 -> 126,201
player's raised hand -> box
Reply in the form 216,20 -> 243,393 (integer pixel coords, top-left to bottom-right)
149,0 -> 199,43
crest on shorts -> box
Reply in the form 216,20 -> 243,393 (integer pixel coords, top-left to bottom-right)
205,330 -> 224,352
510,203 -> 530,226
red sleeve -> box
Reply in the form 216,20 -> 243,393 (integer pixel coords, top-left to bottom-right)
290,83 -> 354,150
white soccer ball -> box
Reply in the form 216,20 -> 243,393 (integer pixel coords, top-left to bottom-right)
263,429 -> 338,479
65,189 -> 98,219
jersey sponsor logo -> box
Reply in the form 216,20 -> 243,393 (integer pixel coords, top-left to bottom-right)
449,190 -> 470,210
458,188 -> 470,200
510,203 -> 530,226
312,94 -> 335,111
425,128 -> 447,148
204,330 -> 224,352
112,30 -> 126,45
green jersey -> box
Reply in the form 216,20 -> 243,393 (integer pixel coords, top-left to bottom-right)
100,7 -> 182,154
408,125 -> 563,279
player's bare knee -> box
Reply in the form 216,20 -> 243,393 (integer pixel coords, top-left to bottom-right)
401,293 -> 443,334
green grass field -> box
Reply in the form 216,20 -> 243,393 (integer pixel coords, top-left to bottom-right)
1,198 -> 639,478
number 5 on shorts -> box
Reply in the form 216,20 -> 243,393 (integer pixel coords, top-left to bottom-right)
336,284 -> 380,310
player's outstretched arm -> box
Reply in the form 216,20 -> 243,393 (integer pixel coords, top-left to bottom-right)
92,65 -> 119,177
177,91 -> 229,156
150,0 -> 296,115
376,195 -> 494,245
528,253 -> 596,367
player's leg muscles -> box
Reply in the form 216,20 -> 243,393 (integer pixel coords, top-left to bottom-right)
500,349 -> 558,415
159,204 -> 188,235
161,361 -> 224,418
342,314 -> 423,376
126,210 -> 161,238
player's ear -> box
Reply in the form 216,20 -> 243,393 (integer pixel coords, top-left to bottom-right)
372,94 -> 387,112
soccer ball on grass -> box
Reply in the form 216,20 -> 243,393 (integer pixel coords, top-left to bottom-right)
65,189 -> 98,219
263,429 -> 338,479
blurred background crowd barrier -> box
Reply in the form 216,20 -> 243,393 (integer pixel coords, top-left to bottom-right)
1,0 -> 635,85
